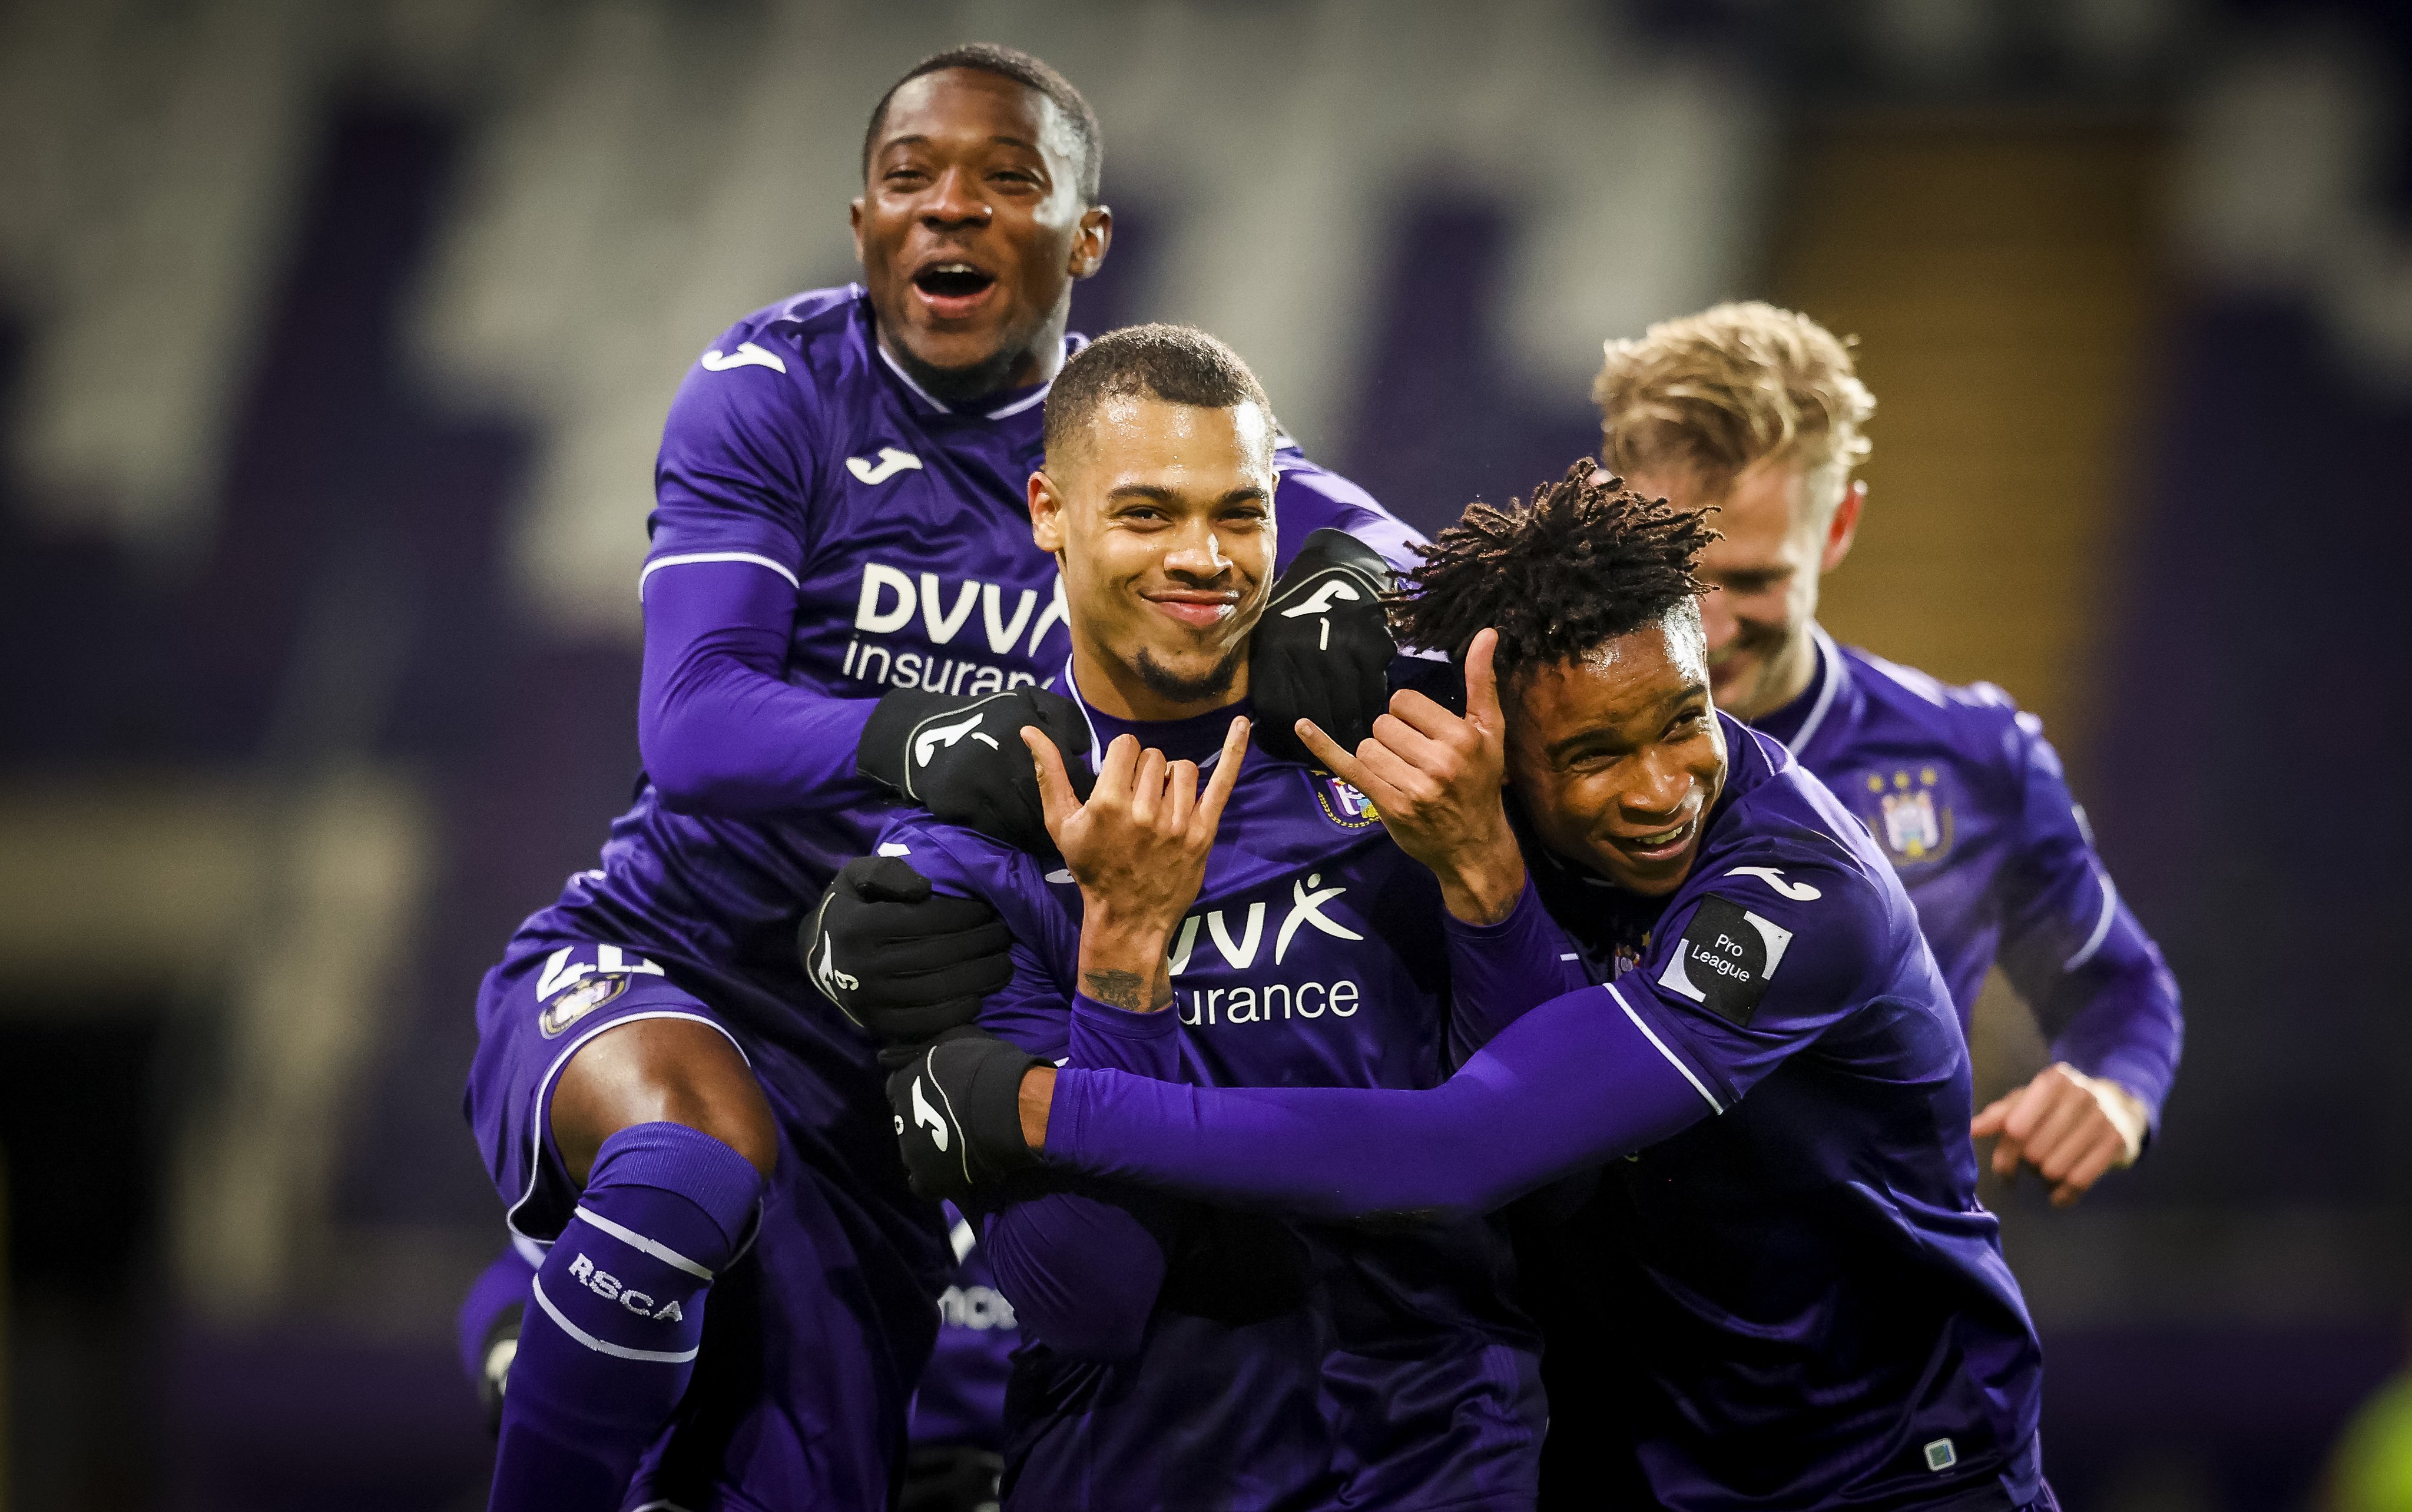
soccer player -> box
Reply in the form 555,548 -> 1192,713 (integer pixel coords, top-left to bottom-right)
893,468 -> 2059,1510
460,45 -> 1418,1511
859,324 -> 1558,1508
1592,303 -> 2183,1202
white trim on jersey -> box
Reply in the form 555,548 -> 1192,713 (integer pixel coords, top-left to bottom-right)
876,343 -> 953,412
985,386 -> 1051,420
638,552 -> 800,599
1607,981 -> 1726,1115
2062,873 -> 2121,973
574,1205 -> 716,1280
511,1232 -> 549,1267
1786,625 -> 1846,754
529,1275 -> 700,1364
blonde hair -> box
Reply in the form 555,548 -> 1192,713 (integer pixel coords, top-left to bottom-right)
1592,301 -> 1875,518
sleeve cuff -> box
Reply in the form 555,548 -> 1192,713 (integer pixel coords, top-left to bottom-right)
1071,993 -> 1180,1040
1441,875 -> 1548,943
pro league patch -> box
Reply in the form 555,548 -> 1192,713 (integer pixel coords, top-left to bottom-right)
1657,896 -> 1794,1027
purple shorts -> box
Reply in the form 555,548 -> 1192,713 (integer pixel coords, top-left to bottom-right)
466,926 -> 946,1511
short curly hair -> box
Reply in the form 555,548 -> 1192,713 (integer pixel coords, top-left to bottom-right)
1593,301 -> 1874,516
1393,462 -> 1718,683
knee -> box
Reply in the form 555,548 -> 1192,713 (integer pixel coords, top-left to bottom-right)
550,1016 -> 778,1187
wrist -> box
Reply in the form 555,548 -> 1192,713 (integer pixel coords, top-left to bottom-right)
1430,831 -> 1528,926
1019,1066 -> 1057,1149
1076,907 -> 1176,1012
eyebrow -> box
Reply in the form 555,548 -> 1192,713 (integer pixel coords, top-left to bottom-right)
1104,484 -> 1272,506
878,132 -> 1045,157
1540,679 -> 1709,762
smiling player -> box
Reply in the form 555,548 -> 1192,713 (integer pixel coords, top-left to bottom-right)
1592,303 -> 2182,1205
461,45 -> 1420,1512
865,326 -> 1561,1510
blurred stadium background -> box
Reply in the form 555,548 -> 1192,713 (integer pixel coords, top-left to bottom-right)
1,0 -> 2407,1507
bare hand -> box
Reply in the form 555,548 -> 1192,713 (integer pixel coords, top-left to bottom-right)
1297,628 -> 1524,923
1971,1063 -> 2147,1207
1025,718 -> 1250,1009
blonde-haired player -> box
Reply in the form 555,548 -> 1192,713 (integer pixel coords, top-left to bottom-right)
1592,299 -> 2181,1197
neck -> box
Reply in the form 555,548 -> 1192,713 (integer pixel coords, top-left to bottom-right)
1071,635 -> 1251,723
874,300 -> 1071,405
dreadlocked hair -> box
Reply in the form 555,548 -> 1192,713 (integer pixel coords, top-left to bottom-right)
1393,460 -> 1720,681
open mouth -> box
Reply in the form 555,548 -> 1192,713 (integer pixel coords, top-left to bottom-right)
911,261 -> 998,317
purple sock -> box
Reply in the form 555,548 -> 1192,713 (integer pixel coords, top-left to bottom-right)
488,1122 -> 764,1512
458,1240 -> 540,1433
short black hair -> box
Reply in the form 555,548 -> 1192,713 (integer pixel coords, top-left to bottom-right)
1043,324 -> 1274,463
862,44 -> 1103,204
1394,462 -> 1719,681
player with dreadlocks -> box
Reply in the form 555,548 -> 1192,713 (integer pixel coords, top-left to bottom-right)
888,462 -> 2061,1510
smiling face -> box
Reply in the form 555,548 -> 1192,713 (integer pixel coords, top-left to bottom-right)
1626,458 -> 1861,721
852,68 -> 1109,400
1029,393 -> 1277,721
1503,607 -> 1728,896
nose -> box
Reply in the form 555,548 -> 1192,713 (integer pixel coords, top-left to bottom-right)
1622,749 -> 1695,824
1162,518 -> 1230,581
920,165 -> 991,229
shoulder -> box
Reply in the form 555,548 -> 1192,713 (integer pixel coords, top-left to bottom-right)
1270,443 -> 1426,573
665,286 -> 873,441
1833,642 -> 2045,786
1700,724 -> 1911,946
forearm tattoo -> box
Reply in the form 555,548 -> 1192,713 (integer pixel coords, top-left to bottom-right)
1083,967 -> 1172,1013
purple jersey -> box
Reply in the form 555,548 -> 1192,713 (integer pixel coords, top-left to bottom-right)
907,1202 -> 1017,1450
1756,629 -> 2182,1118
875,692 -> 1547,1511
467,285 -> 1419,1504
1043,719 -> 2047,1511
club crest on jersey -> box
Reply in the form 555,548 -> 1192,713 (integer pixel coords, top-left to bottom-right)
1310,771 -> 1380,829
536,944 -> 666,1037
1863,767 -> 1954,864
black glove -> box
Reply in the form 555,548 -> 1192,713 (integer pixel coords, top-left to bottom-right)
803,856 -> 1013,1059
857,686 -> 1096,854
887,1030 -> 1045,1202
1249,528 -> 1397,764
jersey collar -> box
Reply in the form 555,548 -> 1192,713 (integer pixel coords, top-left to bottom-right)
869,310 -> 1083,422
1061,654 -> 1250,770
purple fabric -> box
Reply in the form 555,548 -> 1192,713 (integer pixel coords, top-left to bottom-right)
637,559 -> 876,816
874,684 -> 1545,1511
1762,631 -> 2184,1122
1441,875 -> 1588,1065
1053,983 -> 1705,1218
1045,719 -> 2047,1510
975,993 -> 1182,1363
489,1122 -> 763,1512
455,1242 -> 536,1383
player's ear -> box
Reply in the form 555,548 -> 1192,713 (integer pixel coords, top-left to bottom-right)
1069,204 -> 1112,280
849,197 -> 866,264
1029,469 -> 1067,553
1821,480 -> 1865,572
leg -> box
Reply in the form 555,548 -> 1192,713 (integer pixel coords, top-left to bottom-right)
488,1017 -> 773,1512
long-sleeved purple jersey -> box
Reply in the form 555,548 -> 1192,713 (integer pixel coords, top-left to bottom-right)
1040,719 -> 2049,1512
1758,628 -> 2182,1118
465,284 -> 1420,1500
873,692 -> 1553,1512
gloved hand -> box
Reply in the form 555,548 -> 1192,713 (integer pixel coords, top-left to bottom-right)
857,686 -> 1096,853
1249,529 -> 1397,764
802,856 -> 1013,1060
887,1030 -> 1046,1202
